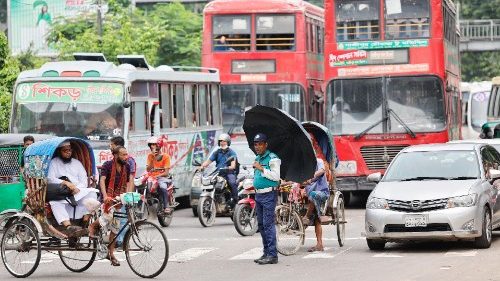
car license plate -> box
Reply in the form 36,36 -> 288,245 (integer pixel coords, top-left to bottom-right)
404,215 -> 428,227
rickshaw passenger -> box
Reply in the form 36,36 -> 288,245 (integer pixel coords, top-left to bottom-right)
302,157 -> 329,252
47,141 -> 97,233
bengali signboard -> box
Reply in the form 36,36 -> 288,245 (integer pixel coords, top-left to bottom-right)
8,0 -> 106,55
15,81 -> 124,103
337,39 -> 429,50
337,63 -> 429,77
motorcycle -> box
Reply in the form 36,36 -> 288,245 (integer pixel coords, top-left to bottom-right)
197,157 -> 237,227
134,169 -> 178,227
233,174 -> 258,236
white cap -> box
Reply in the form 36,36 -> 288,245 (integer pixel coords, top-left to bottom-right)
58,141 -> 71,148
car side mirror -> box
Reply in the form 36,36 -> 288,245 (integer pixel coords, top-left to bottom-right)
489,169 -> 500,183
367,172 -> 382,183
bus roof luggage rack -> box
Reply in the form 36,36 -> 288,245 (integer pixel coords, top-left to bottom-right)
117,55 -> 151,70
73,53 -> 107,62
170,66 -> 219,73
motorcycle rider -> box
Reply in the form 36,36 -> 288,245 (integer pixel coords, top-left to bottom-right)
146,137 -> 172,214
199,133 -> 239,208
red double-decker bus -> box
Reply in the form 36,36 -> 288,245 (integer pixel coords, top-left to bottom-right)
324,0 -> 461,201
202,0 -> 324,134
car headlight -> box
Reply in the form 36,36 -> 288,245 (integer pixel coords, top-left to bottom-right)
447,194 -> 477,208
366,197 -> 389,209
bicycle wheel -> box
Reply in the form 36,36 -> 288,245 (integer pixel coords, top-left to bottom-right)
124,221 -> 168,278
1,220 -> 41,278
157,195 -> 173,227
59,236 -> 97,273
275,205 -> 304,256
335,197 -> 346,247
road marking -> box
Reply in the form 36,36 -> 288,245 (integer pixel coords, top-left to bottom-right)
21,260 -> 53,264
169,247 -> 217,263
444,250 -> 477,257
373,252 -> 404,258
230,247 -> 262,260
440,266 -> 452,270
303,247 -> 335,259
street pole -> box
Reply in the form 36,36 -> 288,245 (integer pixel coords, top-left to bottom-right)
97,0 -> 103,49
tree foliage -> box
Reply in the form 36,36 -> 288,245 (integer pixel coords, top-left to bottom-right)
0,33 -> 19,133
459,0 -> 500,20
48,1 -> 202,66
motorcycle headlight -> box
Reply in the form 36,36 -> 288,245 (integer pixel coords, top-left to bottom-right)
366,197 -> 389,209
447,194 -> 477,208
134,176 -> 144,187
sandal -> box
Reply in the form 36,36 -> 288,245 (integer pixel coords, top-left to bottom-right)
307,246 -> 324,252
107,252 -> 120,266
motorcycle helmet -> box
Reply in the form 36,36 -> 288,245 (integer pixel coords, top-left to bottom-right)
218,133 -> 231,146
147,136 -> 159,148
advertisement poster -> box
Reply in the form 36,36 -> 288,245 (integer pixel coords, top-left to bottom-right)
8,0 -> 102,55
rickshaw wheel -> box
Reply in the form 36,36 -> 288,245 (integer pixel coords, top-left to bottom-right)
275,205 -> 304,256
124,221 -> 169,278
1,220 -> 41,278
58,236 -> 97,272
335,197 -> 346,247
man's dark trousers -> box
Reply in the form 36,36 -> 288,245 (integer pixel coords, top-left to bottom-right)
255,190 -> 277,258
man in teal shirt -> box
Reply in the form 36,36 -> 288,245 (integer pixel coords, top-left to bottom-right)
252,133 -> 280,265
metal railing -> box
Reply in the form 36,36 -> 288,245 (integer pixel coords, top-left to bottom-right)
460,19 -> 500,41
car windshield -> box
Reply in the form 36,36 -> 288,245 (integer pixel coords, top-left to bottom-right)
384,150 -> 480,181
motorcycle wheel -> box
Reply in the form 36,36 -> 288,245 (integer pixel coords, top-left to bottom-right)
157,194 -> 172,227
233,204 -> 258,236
198,196 -> 216,227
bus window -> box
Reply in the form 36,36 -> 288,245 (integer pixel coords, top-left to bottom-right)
256,15 -> 295,51
160,83 -> 172,129
213,15 -> 251,51
191,84 -> 198,127
131,82 -> 149,97
199,85 -> 209,126
336,0 -> 380,41
184,84 -> 195,127
149,82 -> 159,98
385,0 -> 430,39
130,101 -> 149,132
174,84 -> 186,128
211,84 -> 221,125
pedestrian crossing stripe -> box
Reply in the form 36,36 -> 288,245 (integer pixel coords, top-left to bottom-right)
169,247 -> 217,263
230,247 -> 262,260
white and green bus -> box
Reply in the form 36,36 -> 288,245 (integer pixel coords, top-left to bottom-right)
9,54 -> 223,198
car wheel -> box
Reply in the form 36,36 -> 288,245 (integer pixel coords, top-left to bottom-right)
473,207 -> 492,249
366,239 -> 385,251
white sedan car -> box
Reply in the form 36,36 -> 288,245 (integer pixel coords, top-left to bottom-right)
365,143 -> 500,250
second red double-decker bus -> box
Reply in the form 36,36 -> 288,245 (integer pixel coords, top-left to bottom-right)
324,0 -> 461,202
202,0 -> 324,134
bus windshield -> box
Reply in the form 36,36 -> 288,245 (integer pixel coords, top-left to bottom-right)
221,84 -> 305,133
471,91 -> 490,130
11,81 -> 125,141
327,76 -> 445,135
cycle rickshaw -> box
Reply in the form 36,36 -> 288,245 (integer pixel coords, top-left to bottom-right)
275,122 -> 346,255
0,137 -> 168,278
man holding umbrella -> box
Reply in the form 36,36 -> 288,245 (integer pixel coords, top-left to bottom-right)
252,133 -> 280,265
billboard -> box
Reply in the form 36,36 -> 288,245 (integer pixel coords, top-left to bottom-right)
8,0 -> 102,56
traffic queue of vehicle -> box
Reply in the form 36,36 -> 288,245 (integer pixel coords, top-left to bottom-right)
2,1 -> 500,278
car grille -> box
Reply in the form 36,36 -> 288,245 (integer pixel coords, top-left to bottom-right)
360,145 -> 408,170
387,198 -> 448,212
384,224 -> 452,233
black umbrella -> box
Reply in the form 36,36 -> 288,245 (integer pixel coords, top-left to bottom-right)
243,105 -> 316,183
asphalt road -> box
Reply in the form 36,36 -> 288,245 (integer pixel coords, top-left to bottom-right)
1,196 -> 500,281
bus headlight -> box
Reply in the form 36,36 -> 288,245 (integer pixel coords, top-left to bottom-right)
337,161 -> 357,175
